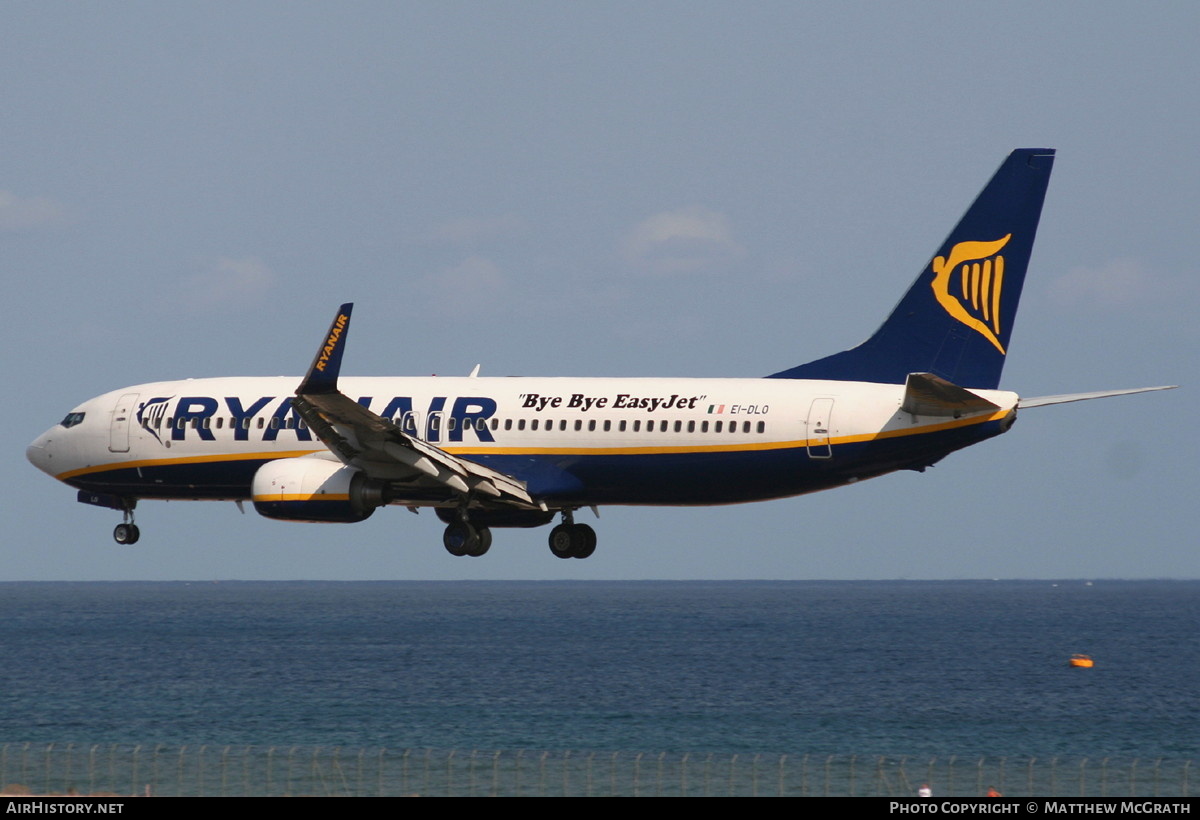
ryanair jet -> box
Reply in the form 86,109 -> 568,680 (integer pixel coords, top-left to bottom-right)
26,149 -> 1175,558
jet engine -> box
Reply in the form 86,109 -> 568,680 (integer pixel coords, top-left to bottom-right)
251,457 -> 386,523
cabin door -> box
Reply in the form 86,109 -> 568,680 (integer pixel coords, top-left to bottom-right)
805,398 -> 834,459
108,393 -> 140,453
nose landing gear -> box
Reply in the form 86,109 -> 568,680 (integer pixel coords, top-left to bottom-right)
113,503 -> 140,545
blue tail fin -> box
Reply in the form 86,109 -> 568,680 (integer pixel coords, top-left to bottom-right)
769,149 -> 1055,389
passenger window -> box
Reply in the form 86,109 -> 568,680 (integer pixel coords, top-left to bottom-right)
701,421 -> 708,433
490,418 -> 499,431
574,420 -> 582,431
674,420 -> 682,433
588,420 -> 596,432
633,420 -> 641,432
743,421 -> 751,433
603,420 -> 611,432
518,419 -> 526,431
531,419 -> 539,431
257,418 -> 265,429
504,419 -> 513,431
715,421 -> 722,433
757,421 -> 765,433
687,420 -> 695,433
619,420 -> 626,432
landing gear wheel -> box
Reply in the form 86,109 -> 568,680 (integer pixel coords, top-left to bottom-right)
549,524 -> 575,559
572,524 -> 596,559
443,522 -> 479,557
466,527 -> 492,557
549,523 -> 597,559
113,523 -> 140,545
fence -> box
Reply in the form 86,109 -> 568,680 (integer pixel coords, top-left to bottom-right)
0,744 -> 1192,797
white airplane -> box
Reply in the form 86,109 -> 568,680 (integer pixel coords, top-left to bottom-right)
26,149 -> 1175,559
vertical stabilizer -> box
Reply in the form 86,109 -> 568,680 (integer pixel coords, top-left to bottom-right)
769,149 -> 1055,388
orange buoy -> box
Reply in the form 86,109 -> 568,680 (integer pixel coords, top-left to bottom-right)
1069,654 -> 1094,668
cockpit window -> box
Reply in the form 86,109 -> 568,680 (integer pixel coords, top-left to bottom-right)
60,412 -> 85,429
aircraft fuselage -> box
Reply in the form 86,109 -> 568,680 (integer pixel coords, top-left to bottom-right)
28,375 -> 1018,508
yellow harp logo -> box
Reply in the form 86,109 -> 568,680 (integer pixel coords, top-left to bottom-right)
930,234 -> 1012,354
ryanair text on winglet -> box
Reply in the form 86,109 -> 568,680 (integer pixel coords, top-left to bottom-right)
314,313 -> 349,372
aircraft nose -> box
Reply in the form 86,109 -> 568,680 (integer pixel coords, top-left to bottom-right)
26,431 -> 55,477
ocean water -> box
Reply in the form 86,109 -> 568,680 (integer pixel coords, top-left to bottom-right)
1,580 -> 1196,758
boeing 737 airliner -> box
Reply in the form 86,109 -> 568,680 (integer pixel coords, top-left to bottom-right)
26,149 -> 1175,558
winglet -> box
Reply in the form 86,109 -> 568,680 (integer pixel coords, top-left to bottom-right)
297,303 -> 354,395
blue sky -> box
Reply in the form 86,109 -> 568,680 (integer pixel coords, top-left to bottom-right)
6,2 -> 1196,580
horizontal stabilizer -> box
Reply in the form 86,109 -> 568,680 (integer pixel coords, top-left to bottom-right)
901,372 -> 1001,417
1018,385 -> 1178,408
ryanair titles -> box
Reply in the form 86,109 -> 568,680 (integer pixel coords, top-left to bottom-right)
137,395 -> 499,445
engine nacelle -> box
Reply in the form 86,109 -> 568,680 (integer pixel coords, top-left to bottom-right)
251,458 -> 384,523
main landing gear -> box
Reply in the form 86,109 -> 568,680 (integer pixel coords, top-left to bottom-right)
442,520 -> 492,557
439,508 -> 599,559
548,511 -> 596,559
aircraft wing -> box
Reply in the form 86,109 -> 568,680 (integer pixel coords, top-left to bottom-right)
291,304 -> 537,508
1018,385 -> 1177,408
